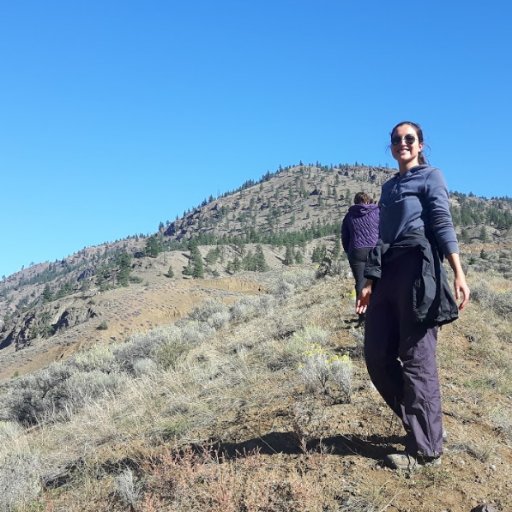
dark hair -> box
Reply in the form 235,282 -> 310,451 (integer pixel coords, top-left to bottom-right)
354,192 -> 373,205
390,120 -> 427,165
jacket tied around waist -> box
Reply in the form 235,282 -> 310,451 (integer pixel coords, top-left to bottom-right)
364,229 -> 459,327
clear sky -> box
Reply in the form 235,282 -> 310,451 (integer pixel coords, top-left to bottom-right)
1,0 -> 511,278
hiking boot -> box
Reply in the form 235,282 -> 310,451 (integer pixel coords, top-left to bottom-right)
384,452 -> 441,471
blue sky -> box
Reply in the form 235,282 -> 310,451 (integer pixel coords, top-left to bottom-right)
1,0 -> 511,278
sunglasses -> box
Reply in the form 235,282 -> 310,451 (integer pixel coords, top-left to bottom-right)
391,134 -> 416,146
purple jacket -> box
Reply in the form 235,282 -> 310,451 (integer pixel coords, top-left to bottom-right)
341,203 -> 380,254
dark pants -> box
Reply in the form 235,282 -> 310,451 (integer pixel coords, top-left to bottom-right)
348,247 -> 371,300
364,248 -> 443,457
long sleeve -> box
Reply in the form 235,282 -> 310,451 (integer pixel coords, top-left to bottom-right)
423,168 -> 459,256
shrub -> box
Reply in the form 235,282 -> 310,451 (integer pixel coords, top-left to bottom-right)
208,310 -> 231,330
70,344 -> 116,373
291,399 -> 326,444
153,322 -> 215,370
63,370 -> 125,410
271,278 -> 295,301
112,326 -> 191,374
113,334 -> 158,374
177,320 -> 216,345
230,296 -> 274,323
115,468 -> 140,510
490,408 -> 512,443
268,268 -> 315,300
189,299 -> 230,329
0,450 -> 42,511
291,325 -> 330,347
471,281 -> 512,320
155,338 -> 192,370
189,299 -> 228,323
298,344 -> 352,403
132,358 -> 158,377
328,355 -> 353,402
3,363 -> 126,426
97,320 -> 108,330
5,363 -> 73,425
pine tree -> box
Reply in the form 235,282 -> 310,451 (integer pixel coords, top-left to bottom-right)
116,252 -> 132,287
284,245 -> 294,266
226,256 -> 242,274
145,236 -> 161,258
187,243 -> 204,278
254,245 -> 269,271
192,253 -> 204,278
42,284 -> 53,302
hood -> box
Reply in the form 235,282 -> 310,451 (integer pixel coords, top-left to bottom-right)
348,203 -> 379,218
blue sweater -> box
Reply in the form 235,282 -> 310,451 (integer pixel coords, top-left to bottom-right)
379,165 -> 458,256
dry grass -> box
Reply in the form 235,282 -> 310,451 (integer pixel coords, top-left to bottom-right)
0,266 -> 511,512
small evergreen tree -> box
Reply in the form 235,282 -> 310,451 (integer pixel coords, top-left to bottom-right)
284,245 -> 294,266
192,253 -> 204,278
254,245 -> 269,271
185,243 -> 204,278
116,252 -> 132,286
312,245 -> 327,263
226,256 -> 242,274
42,284 -> 53,302
145,236 -> 162,258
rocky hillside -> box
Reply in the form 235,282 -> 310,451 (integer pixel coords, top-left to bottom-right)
0,163 -> 511,378
163,164 -> 392,242
0,163 -> 511,511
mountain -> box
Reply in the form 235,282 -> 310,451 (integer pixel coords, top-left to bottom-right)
0,164 -> 511,378
0,163 -> 511,511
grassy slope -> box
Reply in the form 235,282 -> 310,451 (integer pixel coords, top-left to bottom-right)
0,264 -> 511,512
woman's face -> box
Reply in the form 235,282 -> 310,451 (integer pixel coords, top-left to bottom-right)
390,124 -> 424,170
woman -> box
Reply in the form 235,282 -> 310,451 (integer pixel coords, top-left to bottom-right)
357,121 -> 470,471
341,192 -> 379,324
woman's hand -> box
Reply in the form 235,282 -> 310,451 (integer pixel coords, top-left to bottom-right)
447,253 -> 470,310
454,274 -> 470,310
356,280 -> 373,314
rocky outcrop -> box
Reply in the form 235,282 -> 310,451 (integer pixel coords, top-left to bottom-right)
0,303 -> 97,352
52,306 -> 97,333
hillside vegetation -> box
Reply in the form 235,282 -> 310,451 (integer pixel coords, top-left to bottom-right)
1,164 -> 510,361
0,264 -> 510,511
0,163 -> 511,511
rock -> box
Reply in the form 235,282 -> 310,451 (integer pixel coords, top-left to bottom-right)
471,505 -> 498,512
1,303 -> 97,351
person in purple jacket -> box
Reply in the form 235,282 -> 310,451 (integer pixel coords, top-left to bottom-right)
357,121 -> 470,471
341,192 -> 379,324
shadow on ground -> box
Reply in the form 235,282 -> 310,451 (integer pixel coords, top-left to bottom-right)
216,431 -> 403,461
